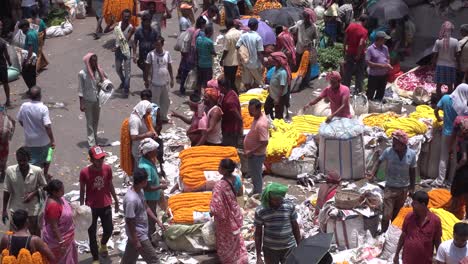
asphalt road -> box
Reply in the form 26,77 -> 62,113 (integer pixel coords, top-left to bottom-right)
1,13 -> 326,263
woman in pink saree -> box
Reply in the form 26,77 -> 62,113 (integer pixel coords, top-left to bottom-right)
41,179 -> 78,264
210,159 -> 248,264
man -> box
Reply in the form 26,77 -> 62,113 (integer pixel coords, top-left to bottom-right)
368,130 -> 417,233
289,9 -> 317,58
198,88 -> 223,145
179,4 -> 193,33
265,52 -> 290,120
394,191 -> 442,264
106,9 -> 135,97
223,0 -> 252,22
19,19 -> 38,92
17,86 -> 55,178
92,0 -> 104,39
201,5 -> 220,27
342,14 -> 368,94
21,0 -> 38,18
236,18 -> 265,90
219,77 -> 242,147
302,71 -> 351,123
80,146 -> 119,264
145,36 -> 173,122
255,183 -> 301,264
78,53 -> 106,147
459,24 -> 468,84
338,0 -> 353,34
138,1 -> 171,34
244,99 -> 269,194
0,106 -> 15,182
196,25 -> 216,93
366,31 -> 392,101
0,23 -> 12,106
220,19 -> 242,92
133,13 -> 159,85
2,147 -> 47,236
138,138 -> 167,236
171,94 -> 207,146
121,168 -> 163,264
435,222 -> 468,264
432,21 -> 459,96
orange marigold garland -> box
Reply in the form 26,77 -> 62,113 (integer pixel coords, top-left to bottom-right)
292,50 -> 310,79
253,0 -> 282,15
103,0 -> 139,27
168,192 -> 212,223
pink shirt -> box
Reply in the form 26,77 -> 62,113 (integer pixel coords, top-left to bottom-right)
319,84 -> 351,118
244,113 -> 269,155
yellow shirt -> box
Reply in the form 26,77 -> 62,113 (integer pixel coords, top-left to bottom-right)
223,28 -> 242,67
4,164 -> 47,216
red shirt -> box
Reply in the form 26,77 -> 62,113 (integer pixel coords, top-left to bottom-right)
79,164 -> 113,209
345,23 -> 368,56
319,85 -> 351,118
45,201 -> 63,220
402,212 -> 442,264
221,90 -> 242,134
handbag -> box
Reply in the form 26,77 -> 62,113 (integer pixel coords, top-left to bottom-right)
184,68 -> 197,91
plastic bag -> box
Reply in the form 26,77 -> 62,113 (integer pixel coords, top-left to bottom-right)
201,220 -> 216,246
98,79 -> 114,106
350,94 -> 369,116
72,203 -> 92,235
184,69 -> 197,91
412,86 -> 431,105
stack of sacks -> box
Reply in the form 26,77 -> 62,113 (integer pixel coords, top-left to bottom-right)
267,119 -> 307,162
179,146 -> 240,190
362,112 -> 400,128
168,192 -> 212,224
409,105 -> 444,129
291,115 -> 326,135
383,117 -> 428,137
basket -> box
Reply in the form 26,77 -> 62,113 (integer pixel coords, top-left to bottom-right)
335,189 -> 362,210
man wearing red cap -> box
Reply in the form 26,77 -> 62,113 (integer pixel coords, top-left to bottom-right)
368,130 -> 417,233
79,146 -> 119,263
302,71 -> 351,123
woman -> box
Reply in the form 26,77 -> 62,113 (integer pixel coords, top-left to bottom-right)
0,209 -> 55,262
28,7 -> 48,72
41,180 -> 78,263
138,138 -> 167,236
129,100 -> 157,171
264,52 -> 291,120
275,26 -> 296,69
450,116 -> 468,219
315,171 -> 341,215
210,159 -> 247,264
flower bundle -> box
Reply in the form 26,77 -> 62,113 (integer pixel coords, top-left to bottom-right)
383,117 -> 428,138
168,192 -> 212,223
292,51 -> 310,79
103,0 -> 139,27
179,146 -> 240,189
239,90 -> 269,104
291,115 -> 326,135
1,249 -> 47,264
253,0 -> 282,15
362,112 -> 400,128
267,119 -> 307,159
241,106 -> 254,129
409,105 -> 443,129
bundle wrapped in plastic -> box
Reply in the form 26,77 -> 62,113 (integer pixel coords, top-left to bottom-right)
319,118 -> 365,139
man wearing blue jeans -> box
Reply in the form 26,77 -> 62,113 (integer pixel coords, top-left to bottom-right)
244,99 -> 269,194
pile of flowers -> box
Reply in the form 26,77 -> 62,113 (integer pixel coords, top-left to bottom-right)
168,192 -> 212,224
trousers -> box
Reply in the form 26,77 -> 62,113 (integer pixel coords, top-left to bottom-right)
224,65 -> 239,93
434,134 -> 457,186
342,55 -> 366,94
84,100 -> 100,146
120,239 -> 159,264
150,83 -> 170,121
88,206 -> 113,260
248,154 -> 266,194
366,74 -> 388,101
115,49 -> 131,93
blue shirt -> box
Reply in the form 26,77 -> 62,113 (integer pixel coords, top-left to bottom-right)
269,67 -> 288,101
437,95 -> 458,136
196,35 -> 215,68
254,202 -> 298,250
379,147 -> 417,188
25,29 -> 39,54
138,157 -> 161,201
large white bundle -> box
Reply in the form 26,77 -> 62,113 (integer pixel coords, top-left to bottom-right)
326,215 -> 365,250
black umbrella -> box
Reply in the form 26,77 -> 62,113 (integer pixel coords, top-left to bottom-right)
285,233 -> 334,264
259,7 -> 304,27
368,0 -> 409,21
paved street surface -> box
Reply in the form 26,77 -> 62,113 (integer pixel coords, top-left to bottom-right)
1,14 -> 323,263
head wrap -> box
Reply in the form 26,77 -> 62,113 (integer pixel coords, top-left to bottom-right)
204,88 -> 221,103
261,183 -> 288,208
83,52 -> 106,82
326,170 -> 341,184
439,21 -> 454,50
392,130 -> 409,145
451,84 -> 468,116
139,138 -> 159,155
304,8 -> 317,24
326,71 -> 341,82
276,28 -> 296,67
207,79 -> 219,90
132,100 -> 153,119
271,52 -> 292,85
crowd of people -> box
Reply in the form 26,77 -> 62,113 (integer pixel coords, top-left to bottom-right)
1,0 -> 468,263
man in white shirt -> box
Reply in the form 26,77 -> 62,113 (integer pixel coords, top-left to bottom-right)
144,36 -> 173,122
16,86 -> 55,179
436,222 -> 468,264
236,18 -> 264,90
220,19 -> 242,92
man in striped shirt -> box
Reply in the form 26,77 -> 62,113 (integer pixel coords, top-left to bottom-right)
254,183 -> 301,264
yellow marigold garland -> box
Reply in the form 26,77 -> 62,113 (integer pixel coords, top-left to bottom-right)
241,106 -> 254,129
267,119 -> 306,159
239,90 -> 269,104
362,112 -> 400,128
409,105 -> 443,129
383,117 -> 428,138
291,115 -> 326,135
168,192 -> 212,223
